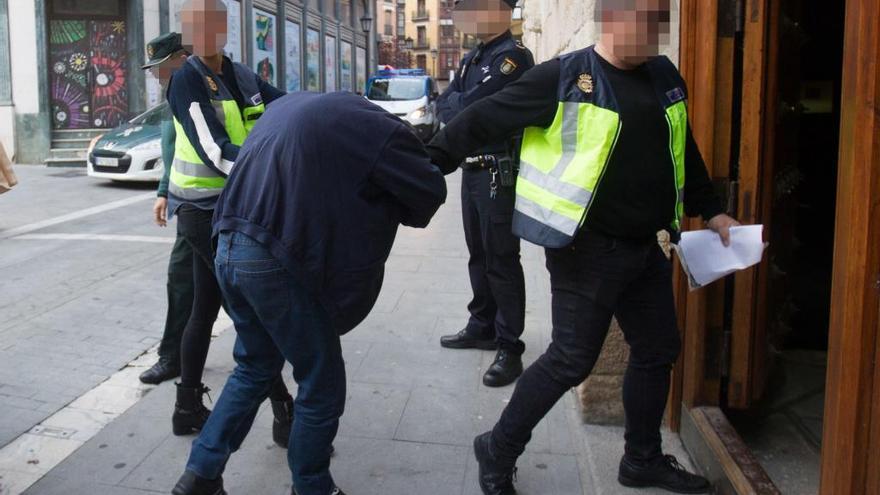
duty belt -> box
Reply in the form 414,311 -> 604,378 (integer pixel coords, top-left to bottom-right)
460,154 -> 505,171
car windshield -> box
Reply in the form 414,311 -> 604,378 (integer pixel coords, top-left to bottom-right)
367,78 -> 427,101
130,102 -> 172,126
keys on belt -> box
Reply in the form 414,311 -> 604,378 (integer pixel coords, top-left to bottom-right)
461,154 -> 518,200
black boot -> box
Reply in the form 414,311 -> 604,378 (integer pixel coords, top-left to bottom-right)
473,432 -> 517,495
618,454 -> 712,494
171,470 -> 226,495
482,350 -> 523,387
139,358 -> 180,385
271,397 -> 294,448
172,383 -> 212,436
440,329 -> 497,350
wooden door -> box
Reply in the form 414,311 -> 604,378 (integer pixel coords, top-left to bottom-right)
819,0 -> 880,491
725,0 -> 780,409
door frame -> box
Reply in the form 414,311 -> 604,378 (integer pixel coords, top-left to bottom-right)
819,0 -> 880,491
675,0 -> 880,493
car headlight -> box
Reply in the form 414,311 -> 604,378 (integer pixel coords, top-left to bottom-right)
87,134 -> 104,155
408,106 -> 428,120
129,140 -> 162,153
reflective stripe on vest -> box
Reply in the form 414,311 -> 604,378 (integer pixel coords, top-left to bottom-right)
169,57 -> 266,201
513,47 -> 688,248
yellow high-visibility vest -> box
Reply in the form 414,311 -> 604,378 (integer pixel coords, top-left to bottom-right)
169,57 -> 266,203
514,46 -> 688,248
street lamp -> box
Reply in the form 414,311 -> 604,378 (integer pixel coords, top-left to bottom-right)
430,48 -> 438,77
359,14 -> 373,34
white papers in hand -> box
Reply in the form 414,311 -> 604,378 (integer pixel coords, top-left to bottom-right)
673,225 -> 767,290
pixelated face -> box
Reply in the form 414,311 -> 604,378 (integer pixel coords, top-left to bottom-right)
181,0 -> 228,57
149,52 -> 188,86
599,0 -> 671,64
452,0 -> 512,39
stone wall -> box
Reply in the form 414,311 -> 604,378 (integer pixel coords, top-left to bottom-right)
520,0 -> 680,63
519,0 -> 680,426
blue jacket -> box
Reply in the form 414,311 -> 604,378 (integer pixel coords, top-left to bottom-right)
166,56 -> 285,213
436,30 -> 534,155
214,92 -> 448,333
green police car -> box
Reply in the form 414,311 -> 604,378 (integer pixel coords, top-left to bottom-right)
87,102 -> 170,182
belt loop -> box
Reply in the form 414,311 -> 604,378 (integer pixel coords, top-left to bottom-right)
225,232 -> 232,263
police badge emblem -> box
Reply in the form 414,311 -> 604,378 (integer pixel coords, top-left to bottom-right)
206,76 -> 219,93
147,45 -> 155,58
577,73 -> 594,94
500,57 -> 518,75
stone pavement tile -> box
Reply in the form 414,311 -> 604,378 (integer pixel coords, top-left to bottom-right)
23,475 -> 163,495
394,385 -> 508,447
220,426 -> 290,495
352,311 -> 439,347
354,343 -> 483,390
0,408 -> 48,449
579,424 -> 695,495
117,433 -> 194,492
0,433 -> 83,476
461,451 -> 584,495
337,382 -> 411,441
330,436 -> 469,495
394,291 -> 473,317
0,469 -> 44,495
38,408 -> 117,443
39,407 -> 171,487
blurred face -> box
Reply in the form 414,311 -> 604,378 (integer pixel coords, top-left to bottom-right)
452,0 -> 512,40
149,52 -> 188,87
600,0 -> 671,65
181,0 -> 228,57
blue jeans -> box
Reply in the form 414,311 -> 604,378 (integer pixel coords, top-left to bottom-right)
186,231 -> 346,495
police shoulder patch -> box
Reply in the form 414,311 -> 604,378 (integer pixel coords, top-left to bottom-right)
500,57 -> 518,75
205,76 -> 219,93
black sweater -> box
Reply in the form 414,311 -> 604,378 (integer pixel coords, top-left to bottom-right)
427,56 -> 724,240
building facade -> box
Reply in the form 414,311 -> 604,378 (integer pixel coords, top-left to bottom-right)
401,0 -> 472,81
0,0 -> 375,165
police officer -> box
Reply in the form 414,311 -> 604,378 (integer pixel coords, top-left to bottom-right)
437,0 -> 534,388
165,0 -> 295,454
428,0 -> 739,493
140,32 -> 192,386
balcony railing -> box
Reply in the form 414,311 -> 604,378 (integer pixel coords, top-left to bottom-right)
413,38 -> 431,50
411,9 -> 430,21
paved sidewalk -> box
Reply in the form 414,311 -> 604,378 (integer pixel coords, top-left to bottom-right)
14,173 -> 694,495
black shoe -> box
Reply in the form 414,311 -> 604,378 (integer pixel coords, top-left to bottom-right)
473,432 -> 517,495
618,454 -> 712,494
139,359 -> 180,385
172,383 -> 212,436
482,350 -> 523,387
171,470 -> 226,495
441,329 -> 497,350
271,397 -> 294,448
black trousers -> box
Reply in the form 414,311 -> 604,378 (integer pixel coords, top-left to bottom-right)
175,205 -> 290,402
490,230 -> 682,464
461,169 -> 526,354
157,234 -> 195,366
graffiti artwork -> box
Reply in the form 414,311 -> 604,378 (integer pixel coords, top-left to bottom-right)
48,18 -> 128,130
89,20 -> 128,128
49,20 -> 90,129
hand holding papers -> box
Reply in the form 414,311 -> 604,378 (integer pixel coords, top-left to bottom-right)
673,225 -> 767,290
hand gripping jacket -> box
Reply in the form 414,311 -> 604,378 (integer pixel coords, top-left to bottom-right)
513,46 -> 688,248
169,57 -> 266,203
